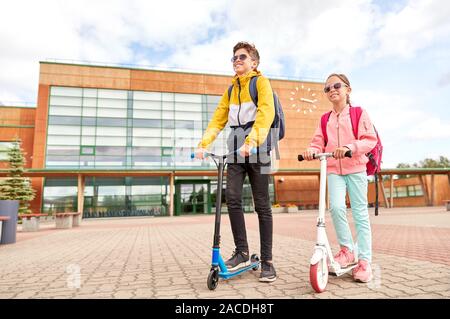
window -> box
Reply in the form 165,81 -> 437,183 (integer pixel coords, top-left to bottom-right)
97,98 -> 127,109
48,125 -> 81,136
81,146 -> 95,155
97,126 -> 126,137
47,135 -> 80,146
162,147 -> 173,156
396,186 -> 408,198
133,100 -> 161,110
43,180 -> 78,213
134,91 -> 161,101
98,89 -> 127,100
49,106 -> 82,117
51,87 -> 82,97
50,96 -> 82,107
407,185 -> 423,197
0,142 -> 15,161
48,115 -> 81,125
175,93 -> 202,103
97,108 -> 127,118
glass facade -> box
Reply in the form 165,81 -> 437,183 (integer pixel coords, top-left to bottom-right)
44,177 -> 168,218
46,86 -> 230,169
43,86 -> 274,217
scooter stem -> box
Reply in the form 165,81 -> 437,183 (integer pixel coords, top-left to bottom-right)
318,155 -> 328,223
213,161 -> 224,248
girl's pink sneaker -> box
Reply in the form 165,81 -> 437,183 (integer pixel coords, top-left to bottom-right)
352,260 -> 373,282
333,247 -> 355,268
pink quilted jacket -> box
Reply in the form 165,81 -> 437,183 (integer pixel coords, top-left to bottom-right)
308,105 -> 378,175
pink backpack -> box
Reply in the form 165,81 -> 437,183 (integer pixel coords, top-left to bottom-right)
321,106 -> 383,215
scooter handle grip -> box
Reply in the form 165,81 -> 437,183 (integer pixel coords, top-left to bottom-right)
298,154 -> 316,161
297,151 -> 352,161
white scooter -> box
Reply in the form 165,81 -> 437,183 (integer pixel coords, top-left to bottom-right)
298,150 -> 358,293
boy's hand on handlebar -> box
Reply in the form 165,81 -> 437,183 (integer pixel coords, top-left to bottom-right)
302,149 -> 316,161
239,144 -> 253,157
334,147 -> 350,159
194,148 -> 208,159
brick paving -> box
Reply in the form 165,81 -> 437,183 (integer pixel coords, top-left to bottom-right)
0,207 -> 449,299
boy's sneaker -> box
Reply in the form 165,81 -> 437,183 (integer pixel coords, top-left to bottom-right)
259,261 -> 277,282
352,260 -> 373,283
225,250 -> 250,271
333,247 -> 356,268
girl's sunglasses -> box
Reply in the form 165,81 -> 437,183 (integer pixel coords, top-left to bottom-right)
231,54 -> 249,63
324,82 -> 348,93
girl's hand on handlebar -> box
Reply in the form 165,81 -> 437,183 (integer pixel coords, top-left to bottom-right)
302,149 -> 316,161
334,147 -> 350,159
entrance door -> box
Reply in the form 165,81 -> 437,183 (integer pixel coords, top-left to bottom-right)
175,180 -> 211,215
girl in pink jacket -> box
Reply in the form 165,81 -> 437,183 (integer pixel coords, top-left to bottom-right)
302,73 -> 378,283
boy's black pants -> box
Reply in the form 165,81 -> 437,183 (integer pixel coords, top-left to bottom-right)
225,160 -> 273,261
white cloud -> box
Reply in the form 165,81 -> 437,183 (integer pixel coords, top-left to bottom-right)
352,88 -> 450,143
2,0 -> 450,103
438,71 -> 450,86
369,0 -> 450,60
351,88 -> 450,167
167,0 -> 380,76
0,0 -> 228,102
407,118 -> 450,139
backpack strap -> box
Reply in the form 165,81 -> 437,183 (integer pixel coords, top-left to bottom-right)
349,106 -> 380,216
320,111 -> 332,146
321,106 -> 363,146
249,76 -> 258,106
227,85 -> 233,101
227,76 -> 259,106
349,106 -> 363,139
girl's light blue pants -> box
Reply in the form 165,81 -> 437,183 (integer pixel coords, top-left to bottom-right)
328,172 -> 372,262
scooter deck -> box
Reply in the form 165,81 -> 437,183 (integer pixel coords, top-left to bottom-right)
219,261 -> 260,280
329,263 -> 358,277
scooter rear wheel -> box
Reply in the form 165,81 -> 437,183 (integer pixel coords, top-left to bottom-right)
310,258 -> 328,293
207,268 -> 219,290
250,254 -> 260,271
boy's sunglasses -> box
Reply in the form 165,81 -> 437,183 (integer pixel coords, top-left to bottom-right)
231,54 -> 249,63
324,82 -> 348,93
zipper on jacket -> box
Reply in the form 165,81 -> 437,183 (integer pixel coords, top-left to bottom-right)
237,78 -> 242,127
336,113 -> 343,175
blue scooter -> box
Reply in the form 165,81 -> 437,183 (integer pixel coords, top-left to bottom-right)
191,150 -> 260,290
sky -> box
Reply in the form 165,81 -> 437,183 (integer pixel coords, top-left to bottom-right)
0,0 -> 449,168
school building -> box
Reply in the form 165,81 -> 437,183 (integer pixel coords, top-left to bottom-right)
1,61 -> 449,217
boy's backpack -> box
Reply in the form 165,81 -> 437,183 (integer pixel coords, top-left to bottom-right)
228,76 -> 285,158
321,106 -> 383,216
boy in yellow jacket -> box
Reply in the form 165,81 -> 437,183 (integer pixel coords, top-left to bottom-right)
195,42 -> 276,282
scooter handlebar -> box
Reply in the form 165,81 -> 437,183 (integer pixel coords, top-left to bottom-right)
191,147 -> 257,159
298,150 -> 352,161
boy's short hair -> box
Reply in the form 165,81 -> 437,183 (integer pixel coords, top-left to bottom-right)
233,41 -> 260,67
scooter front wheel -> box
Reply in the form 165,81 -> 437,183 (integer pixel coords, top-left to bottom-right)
310,258 -> 328,293
207,268 -> 219,290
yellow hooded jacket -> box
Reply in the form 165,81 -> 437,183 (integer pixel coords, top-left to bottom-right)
199,70 -> 275,149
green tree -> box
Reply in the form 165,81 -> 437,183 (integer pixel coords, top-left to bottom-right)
396,156 -> 449,169
396,156 -> 449,178
419,156 -> 450,168
0,139 -> 36,214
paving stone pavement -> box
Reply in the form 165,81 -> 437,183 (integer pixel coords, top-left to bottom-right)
0,207 -> 449,299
